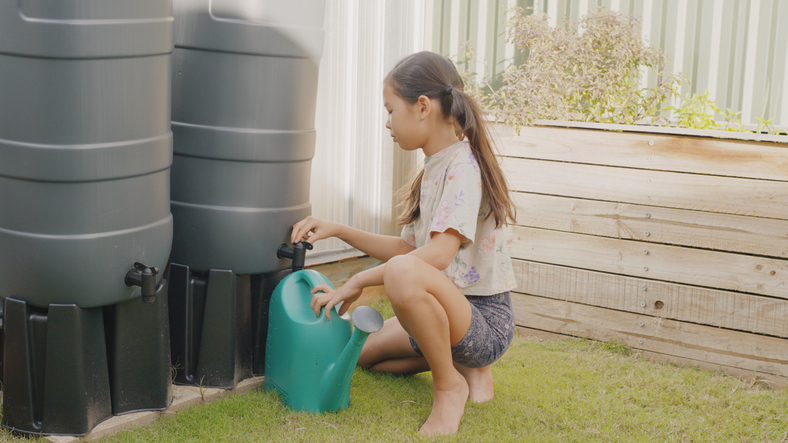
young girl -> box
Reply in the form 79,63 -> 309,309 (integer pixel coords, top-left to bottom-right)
290,51 -> 517,436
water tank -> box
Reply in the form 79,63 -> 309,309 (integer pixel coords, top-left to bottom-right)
170,0 -> 325,274
0,0 -> 174,308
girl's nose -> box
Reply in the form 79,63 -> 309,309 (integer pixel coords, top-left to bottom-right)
385,116 -> 391,129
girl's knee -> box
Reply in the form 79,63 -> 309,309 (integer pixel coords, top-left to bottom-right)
383,255 -> 423,298
358,334 -> 392,368
385,254 -> 420,276
357,344 -> 375,368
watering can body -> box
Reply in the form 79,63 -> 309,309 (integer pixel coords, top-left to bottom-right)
264,269 -> 382,413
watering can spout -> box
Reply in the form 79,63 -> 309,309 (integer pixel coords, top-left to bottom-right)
319,306 -> 383,411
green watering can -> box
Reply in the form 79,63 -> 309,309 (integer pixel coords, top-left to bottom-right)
264,268 -> 384,413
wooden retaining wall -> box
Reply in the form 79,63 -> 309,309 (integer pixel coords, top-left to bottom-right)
498,122 -> 788,388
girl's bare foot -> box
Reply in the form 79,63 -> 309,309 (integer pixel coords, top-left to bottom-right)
455,364 -> 494,403
419,372 -> 469,436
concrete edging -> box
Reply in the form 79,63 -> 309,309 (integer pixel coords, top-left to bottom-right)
43,376 -> 266,442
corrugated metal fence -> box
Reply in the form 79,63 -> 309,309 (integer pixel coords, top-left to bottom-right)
427,0 -> 788,128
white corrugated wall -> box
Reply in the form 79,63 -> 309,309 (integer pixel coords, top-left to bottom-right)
308,0 -> 427,264
429,0 -> 788,128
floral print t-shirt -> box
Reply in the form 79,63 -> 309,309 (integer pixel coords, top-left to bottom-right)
400,141 -> 517,296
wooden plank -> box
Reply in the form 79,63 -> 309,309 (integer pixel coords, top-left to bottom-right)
512,260 -> 788,338
636,350 -> 788,390
513,193 -> 788,259
510,293 -> 788,378
502,157 -> 788,220
507,226 -> 788,300
496,124 -> 788,180
523,120 -> 788,144
515,327 -> 788,388
515,326 -> 578,342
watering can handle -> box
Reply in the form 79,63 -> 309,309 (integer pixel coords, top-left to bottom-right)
282,269 -> 342,319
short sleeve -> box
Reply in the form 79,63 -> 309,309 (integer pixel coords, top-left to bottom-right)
400,222 -> 416,247
429,161 -> 482,243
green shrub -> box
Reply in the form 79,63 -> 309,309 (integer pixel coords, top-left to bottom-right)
665,91 -> 721,130
476,6 -> 683,129
463,6 -> 785,136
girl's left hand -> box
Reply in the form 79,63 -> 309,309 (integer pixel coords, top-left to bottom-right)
291,216 -> 341,245
310,280 -> 363,320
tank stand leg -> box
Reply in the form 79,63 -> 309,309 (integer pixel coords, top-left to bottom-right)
167,263 -> 252,388
251,269 -> 292,376
104,281 -> 173,414
1,298 -> 112,436
0,313 -> 4,383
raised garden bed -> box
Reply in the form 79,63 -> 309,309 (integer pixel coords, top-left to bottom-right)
498,121 -> 788,387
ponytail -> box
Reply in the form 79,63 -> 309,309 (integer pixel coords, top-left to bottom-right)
390,51 -> 517,229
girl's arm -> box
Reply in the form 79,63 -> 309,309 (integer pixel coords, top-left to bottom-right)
291,216 -> 415,262
310,230 -> 463,319
407,229 -> 463,270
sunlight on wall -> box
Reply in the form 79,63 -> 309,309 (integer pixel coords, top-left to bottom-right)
309,0 -> 426,263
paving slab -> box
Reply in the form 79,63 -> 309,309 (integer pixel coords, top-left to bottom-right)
34,376 -> 266,442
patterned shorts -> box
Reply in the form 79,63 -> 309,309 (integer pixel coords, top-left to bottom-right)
409,291 -> 515,368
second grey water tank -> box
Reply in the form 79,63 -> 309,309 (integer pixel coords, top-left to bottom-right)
0,0 -> 174,308
170,0 -> 325,274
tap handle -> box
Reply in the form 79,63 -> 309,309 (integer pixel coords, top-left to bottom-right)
125,262 -> 159,303
277,241 -> 313,271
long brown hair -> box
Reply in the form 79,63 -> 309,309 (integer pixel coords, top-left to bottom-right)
388,51 -> 516,229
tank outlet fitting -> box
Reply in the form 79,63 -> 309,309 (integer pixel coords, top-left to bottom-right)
125,263 -> 160,303
277,242 -> 314,272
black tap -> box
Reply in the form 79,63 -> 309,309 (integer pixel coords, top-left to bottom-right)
125,262 -> 159,303
277,241 -> 313,272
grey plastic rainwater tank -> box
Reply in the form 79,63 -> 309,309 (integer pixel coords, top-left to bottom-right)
0,0 -> 174,308
170,0 -> 325,274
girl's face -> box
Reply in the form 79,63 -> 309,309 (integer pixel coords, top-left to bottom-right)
383,82 -> 424,151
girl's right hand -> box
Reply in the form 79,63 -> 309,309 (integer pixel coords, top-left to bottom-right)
291,216 -> 340,245
310,280 -> 363,320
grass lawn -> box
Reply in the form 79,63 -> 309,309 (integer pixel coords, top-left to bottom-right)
1,296 -> 787,442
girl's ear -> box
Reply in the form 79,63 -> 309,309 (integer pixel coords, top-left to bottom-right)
416,95 -> 431,120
